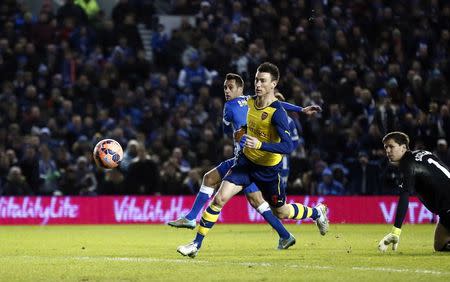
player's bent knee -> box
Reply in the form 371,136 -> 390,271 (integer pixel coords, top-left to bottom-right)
212,194 -> 228,208
247,197 -> 259,209
203,171 -> 218,187
203,173 -> 213,186
246,193 -> 265,209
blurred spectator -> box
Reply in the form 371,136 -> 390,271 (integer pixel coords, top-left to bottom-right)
360,124 -> 385,159
182,168 -> 202,194
439,105 -> 450,143
112,0 -> 134,29
196,1 -> 214,24
170,147 -> 191,174
116,13 -> 142,51
317,168 -> 345,195
177,52 -> 213,93
5,149 -> 18,167
125,143 -> 160,194
65,115 -> 84,147
374,91 -> 398,135
99,169 -> 126,195
58,165 -> 78,195
159,159 -> 183,195
18,145 -> 40,194
120,139 -> 139,171
75,156 -> 97,195
0,151 -> 12,188
151,24 -> 169,70
38,144 -> 60,195
330,163 -> 349,190
70,26 -> 95,56
2,166 -> 33,195
31,12 -> 57,50
349,151 -> 382,195
96,19 -> 116,53
319,120 -> 345,163
434,138 -> 450,166
1,0 -> 450,196
71,135 -> 91,157
57,0 -> 88,26
54,145 -> 72,171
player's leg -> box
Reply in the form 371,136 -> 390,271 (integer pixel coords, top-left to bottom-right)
168,158 -> 233,229
183,168 -> 220,220
271,202 -> 328,235
434,214 -> 450,251
244,185 -> 294,249
177,180 -> 243,257
259,174 -> 329,235
177,158 -> 249,258
274,202 -> 329,235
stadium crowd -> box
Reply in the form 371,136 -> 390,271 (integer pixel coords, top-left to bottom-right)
0,0 -> 449,196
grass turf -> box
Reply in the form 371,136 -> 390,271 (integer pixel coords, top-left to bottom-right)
0,224 -> 449,281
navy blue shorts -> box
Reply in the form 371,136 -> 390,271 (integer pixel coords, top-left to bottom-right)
223,154 -> 285,207
216,158 -> 235,178
216,157 -> 259,195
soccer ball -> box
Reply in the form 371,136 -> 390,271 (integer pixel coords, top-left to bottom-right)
93,139 -> 123,169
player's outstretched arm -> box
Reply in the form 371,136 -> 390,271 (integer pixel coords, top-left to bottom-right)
276,90 -> 321,115
378,190 -> 409,252
279,101 -> 322,115
302,105 -> 322,115
279,101 -> 302,113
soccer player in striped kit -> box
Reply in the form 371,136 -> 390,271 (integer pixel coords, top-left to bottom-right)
177,63 -> 328,258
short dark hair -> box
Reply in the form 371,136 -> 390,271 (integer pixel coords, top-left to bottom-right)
257,62 -> 280,82
225,73 -> 244,88
382,131 -> 410,149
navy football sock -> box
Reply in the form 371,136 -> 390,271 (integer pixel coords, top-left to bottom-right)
185,185 -> 214,221
257,202 -> 290,239
194,233 -> 205,248
262,210 -> 291,239
185,192 -> 210,221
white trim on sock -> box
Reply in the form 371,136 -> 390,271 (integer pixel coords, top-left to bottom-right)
199,185 -> 215,197
256,202 -> 271,214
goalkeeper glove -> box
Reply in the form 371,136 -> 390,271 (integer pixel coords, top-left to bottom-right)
378,227 -> 401,252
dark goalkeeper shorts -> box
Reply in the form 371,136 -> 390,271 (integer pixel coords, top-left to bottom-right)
439,210 -> 450,230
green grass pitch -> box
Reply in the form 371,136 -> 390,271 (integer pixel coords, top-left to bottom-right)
0,224 -> 449,281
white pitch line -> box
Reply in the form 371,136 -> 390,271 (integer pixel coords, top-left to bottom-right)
352,266 -> 447,275
1,255 -> 449,276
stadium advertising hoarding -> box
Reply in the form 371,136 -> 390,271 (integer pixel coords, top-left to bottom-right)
0,196 -> 436,225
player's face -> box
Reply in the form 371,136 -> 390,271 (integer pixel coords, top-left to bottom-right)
254,71 -> 277,97
224,79 -> 242,101
384,139 -> 407,164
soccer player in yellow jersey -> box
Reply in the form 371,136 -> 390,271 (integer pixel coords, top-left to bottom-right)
177,62 -> 329,258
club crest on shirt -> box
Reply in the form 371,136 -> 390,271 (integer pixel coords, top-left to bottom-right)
261,112 -> 268,120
